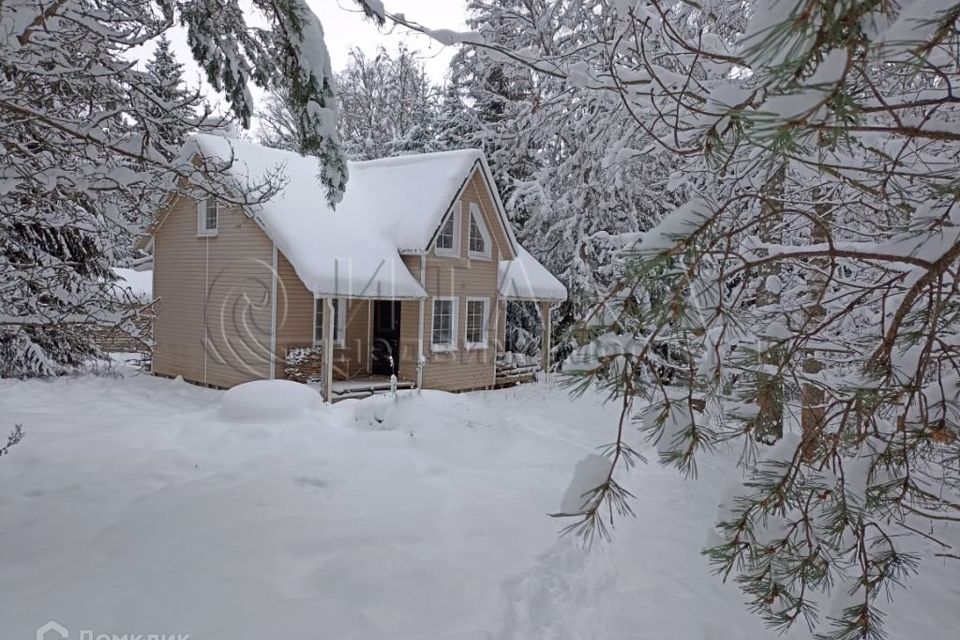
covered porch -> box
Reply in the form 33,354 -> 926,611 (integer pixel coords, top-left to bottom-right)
495,247 -> 567,387
281,293 -> 555,400
280,296 -> 424,402
493,300 -> 556,388
271,240 -> 429,402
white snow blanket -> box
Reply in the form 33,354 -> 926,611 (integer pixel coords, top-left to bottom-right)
189,134 -> 430,299
2,370 -> 954,639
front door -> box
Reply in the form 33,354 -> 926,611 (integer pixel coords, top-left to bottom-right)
371,300 -> 401,376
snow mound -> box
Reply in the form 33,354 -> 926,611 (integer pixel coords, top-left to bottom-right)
352,393 -> 397,428
219,380 -> 321,422
559,453 -> 612,514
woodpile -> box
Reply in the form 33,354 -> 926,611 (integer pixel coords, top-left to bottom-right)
284,347 -> 325,383
90,301 -> 155,363
495,352 -> 540,387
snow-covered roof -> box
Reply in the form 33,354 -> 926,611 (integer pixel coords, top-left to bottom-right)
498,247 -> 568,302
187,135 -> 433,298
179,135 -> 560,302
111,267 -> 153,301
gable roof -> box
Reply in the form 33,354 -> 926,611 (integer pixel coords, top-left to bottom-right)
189,134 -> 435,299
173,135 -> 558,301
190,134 -> 517,245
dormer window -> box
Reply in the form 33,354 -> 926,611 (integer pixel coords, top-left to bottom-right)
468,202 -> 491,259
435,205 -> 459,257
197,197 -> 218,237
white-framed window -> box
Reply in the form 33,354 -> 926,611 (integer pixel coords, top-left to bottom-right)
431,296 -> 458,351
468,202 -> 492,259
197,197 -> 218,237
435,203 -> 460,257
314,298 -> 346,347
464,297 -> 490,349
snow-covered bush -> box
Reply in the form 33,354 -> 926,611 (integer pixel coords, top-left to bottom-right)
220,380 -> 322,422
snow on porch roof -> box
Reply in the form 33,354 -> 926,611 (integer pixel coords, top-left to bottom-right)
188,134 -> 484,298
499,246 -> 568,302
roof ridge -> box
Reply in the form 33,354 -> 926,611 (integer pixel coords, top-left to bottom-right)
192,134 -> 483,172
351,148 -> 482,170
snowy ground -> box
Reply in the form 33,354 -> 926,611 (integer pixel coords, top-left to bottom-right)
1,366 -> 957,639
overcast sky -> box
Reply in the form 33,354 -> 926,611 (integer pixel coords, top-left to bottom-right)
151,1 -> 466,134
161,1 -> 466,104
308,0 -> 468,81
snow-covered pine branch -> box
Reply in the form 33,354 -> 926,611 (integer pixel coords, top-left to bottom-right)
1,0 -> 359,376
394,1 -> 960,637
0,423 -> 24,459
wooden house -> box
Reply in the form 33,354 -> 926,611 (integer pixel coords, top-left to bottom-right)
142,135 -> 566,398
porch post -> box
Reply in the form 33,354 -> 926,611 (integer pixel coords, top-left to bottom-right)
416,297 -> 425,389
540,300 -> 552,376
323,297 -> 334,401
416,253 -> 426,390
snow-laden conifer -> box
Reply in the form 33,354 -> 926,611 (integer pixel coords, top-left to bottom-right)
397,1 -> 960,636
259,45 -> 442,160
0,0 -> 362,376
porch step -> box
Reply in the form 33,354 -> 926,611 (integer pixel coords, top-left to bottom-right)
330,378 -> 416,401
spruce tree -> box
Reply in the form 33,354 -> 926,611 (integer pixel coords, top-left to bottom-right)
440,0 -> 677,365
258,45 -> 441,160
0,0 -> 369,377
142,34 -> 195,159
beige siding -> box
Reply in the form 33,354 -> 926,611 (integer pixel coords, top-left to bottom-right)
395,168 -> 511,392
153,195 -> 204,383
275,252 -> 313,374
153,195 -> 274,388
496,299 -> 507,352
275,254 -> 372,380
397,293 -> 422,383
464,170 -> 516,261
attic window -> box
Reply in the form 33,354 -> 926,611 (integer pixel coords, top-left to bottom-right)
468,202 -> 491,259
435,205 -> 459,257
197,197 -> 218,237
